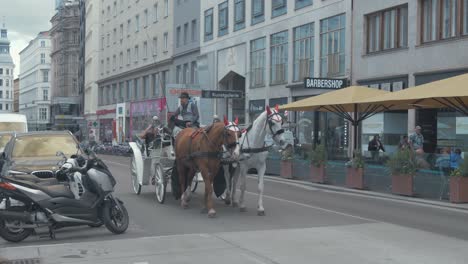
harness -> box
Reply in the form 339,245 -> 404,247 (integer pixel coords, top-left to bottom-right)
240,112 -> 285,155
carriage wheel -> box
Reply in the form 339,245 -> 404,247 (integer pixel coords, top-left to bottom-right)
154,163 -> 166,204
190,172 -> 200,193
131,154 -> 142,195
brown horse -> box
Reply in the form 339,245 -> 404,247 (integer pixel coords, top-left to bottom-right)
174,118 -> 240,218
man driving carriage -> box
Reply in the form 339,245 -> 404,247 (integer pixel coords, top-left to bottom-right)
170,92 -> 200,128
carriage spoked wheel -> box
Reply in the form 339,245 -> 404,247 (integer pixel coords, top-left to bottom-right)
190,172 -> 200,193
154,163 -> 166,204
131,154 -> 142,195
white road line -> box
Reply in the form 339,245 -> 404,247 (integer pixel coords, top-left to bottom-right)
244,190 -> 377,222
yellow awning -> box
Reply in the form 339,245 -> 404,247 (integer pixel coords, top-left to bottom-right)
279,86 -> 390,113
360,73 -> 468,113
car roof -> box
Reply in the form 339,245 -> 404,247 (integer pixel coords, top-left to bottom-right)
14,130 -> 74,137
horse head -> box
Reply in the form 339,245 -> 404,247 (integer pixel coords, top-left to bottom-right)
266,105 -> 287,149
223,116 -> 241,160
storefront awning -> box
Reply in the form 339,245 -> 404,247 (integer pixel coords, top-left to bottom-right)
360,73 -> 468,114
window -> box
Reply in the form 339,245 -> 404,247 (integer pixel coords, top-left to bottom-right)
120,24 -> 124,40
5,104 -> 8,111
152,73 -> 159,96
0,104 -> 2,111
0,80 -> 2,86
421,0 -> 466,42
320,14 -> 346,77
120,52 -> 123,67
153,37 -> 158,56
204,9 -> 214,41
272,0 -> 287,18
135,14 -> 140,32
191,61 -> 198,84
295,0 -> 313,9
113,55 -> 117,70
250,37 -> 266,87
42,70 -> 49,82
294,23 -> 314,82
114,1 -> 117,16
183,63 -> 189,84
112,84 -> 117,103
176,26 -> 181,47
142,41 -> 148,59
134,78 -> 139,99
143,76 -> 149,98
101,60 -> 104,74
235,0 -> 246,31
164,32 -> 168,51
101,35 -> 105,50
127,19 -> 131,36
176,65 -> 182,84
190,20 -> 197,42
153,4 -> 158,22
164,0 -> 169,17
6,91 -> 9,98
127,49 -> 131,65
270,31 -> 288,85
126,80 -> 133,100
0,69 -> 2,75
99,87 -> 104,105
107,33 -> 111,46
43,89 -> 49,101
40,41 -> 45,47
5,79 -> 8,87
107,58 -> 110,73
119,82 -> 124,101
0,91 -> 2,98
144,9 -> 148,27
367,5 -> 408,53
219,1 -> 229,37
40,53 -> 46,64
252,0 -> 265,25
113,28 -> 117,43
39,108 -> 47,121
107,5 -> 111,19
134,45 -> 139,62
184,23 -> 189,45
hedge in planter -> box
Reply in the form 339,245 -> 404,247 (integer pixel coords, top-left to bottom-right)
346,150 -> 365,189
387,149 -> 417,196
450,159 -> 468,203
310,144 -> 327,183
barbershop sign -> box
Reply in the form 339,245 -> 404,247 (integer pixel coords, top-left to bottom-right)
304,78 -> 348,89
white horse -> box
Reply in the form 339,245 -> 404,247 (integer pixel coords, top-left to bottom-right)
224,105 -> 286,216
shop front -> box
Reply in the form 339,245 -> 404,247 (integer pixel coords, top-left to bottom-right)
116,103 -> 126,144
97,108 -> 116,144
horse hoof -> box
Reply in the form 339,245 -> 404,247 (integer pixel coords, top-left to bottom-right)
200,208 -> 208,214
257,210 -> 265,216
208,209 -> 217,218
240,207 -> 247,212
232,202 -> 239,208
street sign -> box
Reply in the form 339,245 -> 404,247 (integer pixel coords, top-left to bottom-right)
201,90 -> 243,99
304,78 -> 348,89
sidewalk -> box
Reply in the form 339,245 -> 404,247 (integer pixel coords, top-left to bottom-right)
260,174 -> 468,212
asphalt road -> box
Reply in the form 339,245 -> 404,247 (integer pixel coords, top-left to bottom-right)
1,155 -> 468,264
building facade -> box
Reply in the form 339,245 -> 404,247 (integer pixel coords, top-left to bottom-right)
96,0 -> 173,143
19,31 -> 52,131
13,78 -> 19,113
0,23 -> 15,113
199,0 -> 353,159
50,0 -> 81,132
353,0 -> 468,155
166,0 -> 207,123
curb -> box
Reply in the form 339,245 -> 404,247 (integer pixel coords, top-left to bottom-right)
259,174 -> 468,212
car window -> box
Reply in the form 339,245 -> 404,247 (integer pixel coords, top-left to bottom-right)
12,134 -> 80,158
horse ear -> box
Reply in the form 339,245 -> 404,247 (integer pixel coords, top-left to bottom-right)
234,116 -> 239,125
266,105 -> 272,116
224,115 -> 229,126
275,104 -> 279,112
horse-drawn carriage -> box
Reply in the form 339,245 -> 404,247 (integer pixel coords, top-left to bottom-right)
128,126 -> 199,204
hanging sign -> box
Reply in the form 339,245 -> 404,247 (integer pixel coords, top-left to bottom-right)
304,78 -> 348,89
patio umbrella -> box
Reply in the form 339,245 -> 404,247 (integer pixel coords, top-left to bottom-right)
279,86 -> 391,151
359,73 -> 468,114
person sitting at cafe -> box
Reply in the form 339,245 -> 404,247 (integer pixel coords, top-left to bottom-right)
368,134 -> 385,160
450,148 -> 463,169
398,135 -> 410,150
435,147 -> 451,169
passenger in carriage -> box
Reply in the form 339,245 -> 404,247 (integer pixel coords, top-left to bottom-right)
170,92 -> 200,128
140,116 -> 160,156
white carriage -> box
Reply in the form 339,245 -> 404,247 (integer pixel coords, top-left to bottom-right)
129,127 -> 199,203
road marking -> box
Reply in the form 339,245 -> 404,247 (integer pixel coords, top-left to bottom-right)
244,191 -> 377,222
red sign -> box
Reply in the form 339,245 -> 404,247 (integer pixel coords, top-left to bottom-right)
169,88 -> 202,96
96,109 -> 116,116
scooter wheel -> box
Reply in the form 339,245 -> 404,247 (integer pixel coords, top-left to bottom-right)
103,200 -> 129,234
0,220 -> 33,243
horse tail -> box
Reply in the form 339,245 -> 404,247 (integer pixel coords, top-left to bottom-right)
171,161 -> 181,200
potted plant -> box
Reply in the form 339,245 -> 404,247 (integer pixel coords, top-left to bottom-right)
386,148 -> 417,196
346,150 -> 366,189
449,159 -> 468,203
280,144 -> 294,179
310,144 -> 327,183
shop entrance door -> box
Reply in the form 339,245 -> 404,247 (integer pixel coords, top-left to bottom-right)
417,109 -> 438,153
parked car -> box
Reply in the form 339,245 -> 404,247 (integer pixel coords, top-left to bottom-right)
0,114 -> 28,133
0,131 -> 82,185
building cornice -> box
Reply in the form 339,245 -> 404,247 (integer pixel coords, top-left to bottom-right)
97,58 -> 173,84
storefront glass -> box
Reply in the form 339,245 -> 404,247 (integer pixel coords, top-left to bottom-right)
129,98 -> 166,139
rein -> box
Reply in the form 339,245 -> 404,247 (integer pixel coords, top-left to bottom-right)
240,112 -> 284,155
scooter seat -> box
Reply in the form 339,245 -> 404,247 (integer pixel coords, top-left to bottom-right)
39,185 -> 75,199
8,175 -> 58,186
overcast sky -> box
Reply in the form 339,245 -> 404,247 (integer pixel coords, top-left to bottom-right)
3,0 -> 55,78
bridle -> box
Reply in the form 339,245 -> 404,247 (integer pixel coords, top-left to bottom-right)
222,122 -> 241,158
266,111 -> 285,139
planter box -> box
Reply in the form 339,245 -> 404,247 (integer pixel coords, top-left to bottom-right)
450,177 -> 468,203
310,164 -> 326,183
346,168 -> 365,189
391,174 -> 414,196
280,160 -> 293,179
